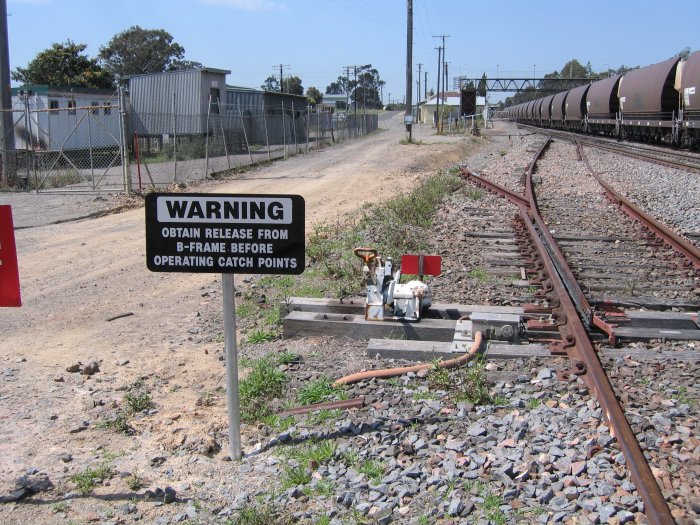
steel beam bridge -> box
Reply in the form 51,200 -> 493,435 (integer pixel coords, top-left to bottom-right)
453,76 -> 591,93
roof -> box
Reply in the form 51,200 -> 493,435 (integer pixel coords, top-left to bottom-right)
425,91 -> 461,106
126,67 -> 231,80
11,85 -> 116,96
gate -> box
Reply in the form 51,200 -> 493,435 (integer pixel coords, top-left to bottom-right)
1,90 -> 127,193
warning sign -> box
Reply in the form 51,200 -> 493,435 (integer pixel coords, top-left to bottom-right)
145,193 -> 305,274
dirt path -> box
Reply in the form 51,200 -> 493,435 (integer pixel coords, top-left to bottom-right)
0,111 -> 483,522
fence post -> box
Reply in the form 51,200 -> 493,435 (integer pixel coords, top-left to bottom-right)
87,108 -> 95,189
282,101 -> 287,158
291,102 -> 297,154
262,101 -> 271,161
306,106 -> 311,153
171,92 -> 178,184
205,94 -> 211,179
22,93 -> 33,191
238,100 -> 253,165
119,86 -> 131,195
218,98 -> 231,170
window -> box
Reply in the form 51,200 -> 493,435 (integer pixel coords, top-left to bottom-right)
103,103 -> 111,116
67,100 -> 76,115
49,100 -> 59,115
91,101 -> 99,115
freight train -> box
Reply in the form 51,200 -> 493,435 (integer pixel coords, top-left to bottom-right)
505,50 -> 700,149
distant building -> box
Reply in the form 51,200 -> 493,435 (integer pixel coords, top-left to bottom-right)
127,67 -> 231,136
10,85 -> 119,150
419,91 -> 461,124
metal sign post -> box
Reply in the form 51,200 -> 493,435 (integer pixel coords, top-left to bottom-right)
145,193 -> 305,461
222,273 -> 241,460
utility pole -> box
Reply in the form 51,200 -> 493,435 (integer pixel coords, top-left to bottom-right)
405,0 -> 413,140
433,34 -> 449,132
435,46 -> 441,132
417,63 -> 422,106
274,64 -> 290,93
0,0 -> 15,183
424,71 -> 427,104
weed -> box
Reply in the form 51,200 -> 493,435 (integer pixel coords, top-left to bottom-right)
296,376 -> 346,405
246,329 -> 278,344
418,516 -> 431,525
527,397 -> 541,409
306,408 -> 343,425
387,377 -> 402,387
315,515 -> 332,525
499,149 -> 507,156
276,351 -> 300,365
340,451 -> 360,466
234,502 -> 289,525
282,440 -> 337,468
236,302 -> 256,318
453,356 -> 496,405
399,138 -> 424,145
482,493 -> 507,524
123,386 -> 154,413
413,390 -> 439,401
71,463 -> 113,495
52,502 -> 69,513
468,267 -> 489,282
639,376 -> 652,386
358,459 -> 385,484
281,465 -> 312,488
674,386 -> 695,406
306,479 -> 335,498
465,187 -> 484,200
427,362 -> 452,390
239,356 -> 287,422
126,474 -> 143,491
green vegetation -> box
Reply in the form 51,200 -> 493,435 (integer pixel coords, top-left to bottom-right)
358,459 -> 385,484
71,463 -> 113,495
100,380 -> 154,433
468,267 -> 489,283
296,375 -> 347,406
233,502 -> 291,525
239,355 -> 287,422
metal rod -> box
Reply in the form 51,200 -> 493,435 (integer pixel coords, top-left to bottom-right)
205,94 -> 211,179
222,273 -> 241,461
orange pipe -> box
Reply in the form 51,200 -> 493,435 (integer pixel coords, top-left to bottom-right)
333,331 -> 484,386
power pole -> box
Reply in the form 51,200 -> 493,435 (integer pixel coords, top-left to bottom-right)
274,64 -> 290,93
435,46 -> 441,132
433,34 -> 449,132
0,0 -> 15,183
417,63 -> 422,105
424,71 -> 427,103
405,0 -> 413,140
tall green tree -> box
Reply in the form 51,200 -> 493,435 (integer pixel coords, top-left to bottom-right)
326,66 -> 384,108
283,76 -> 303,95
261,75 -> 280,92
11,40 -> 114,89
98,26 -> 191,82
305,86 -> 323,106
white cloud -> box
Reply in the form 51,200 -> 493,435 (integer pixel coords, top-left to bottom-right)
198,0 -> 287,11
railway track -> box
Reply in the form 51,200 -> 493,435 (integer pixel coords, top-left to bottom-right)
459,134 -> 699,524
518,123 -> 700,174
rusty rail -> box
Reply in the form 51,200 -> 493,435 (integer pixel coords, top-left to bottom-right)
461,142 -> 675,523
577,142 -> 700,273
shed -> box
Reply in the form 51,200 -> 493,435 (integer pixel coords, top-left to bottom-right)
128,68 -> 231,136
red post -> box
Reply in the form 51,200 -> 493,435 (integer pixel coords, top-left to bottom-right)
0,205 -> 21,307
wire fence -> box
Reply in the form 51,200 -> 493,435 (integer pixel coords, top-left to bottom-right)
0,97 -> 379,193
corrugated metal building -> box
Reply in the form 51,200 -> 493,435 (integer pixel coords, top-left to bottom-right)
128,68 -> 230,136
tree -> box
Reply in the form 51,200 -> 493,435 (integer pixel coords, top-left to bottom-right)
284,76 -> 303,95
305,86 -> 323,106
98,26 -> 189,82
477,73 -> 487,97
326,77 -> 347,94
11,40 -> 114,89
261,75 -> 280,92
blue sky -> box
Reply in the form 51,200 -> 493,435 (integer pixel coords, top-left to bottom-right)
6,0 -> 698,104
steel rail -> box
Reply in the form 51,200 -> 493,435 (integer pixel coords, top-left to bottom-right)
519,144 -> 675,524
461,142 -> 674,523
577,142 -> 700,272
520,123 -> 700,174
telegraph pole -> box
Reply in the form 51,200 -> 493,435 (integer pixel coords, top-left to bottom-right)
417,63 -> 422,106
274,64 -> 290,93
435,46 -> 441,132
433,34 -> 449,133
405,0 -> 413,140
0,0 -> 15,183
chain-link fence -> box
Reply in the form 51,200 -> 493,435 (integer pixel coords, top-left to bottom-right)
0,96 -> 379,193
128,102 -> 379,191
0,90 -> 125,192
